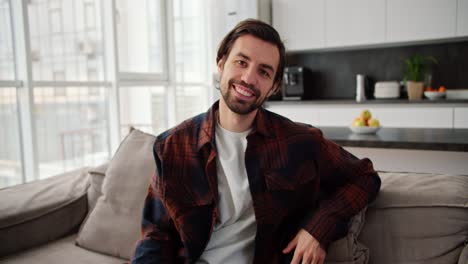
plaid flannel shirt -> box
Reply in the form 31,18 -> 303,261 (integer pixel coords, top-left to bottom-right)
132,101 -> 381,264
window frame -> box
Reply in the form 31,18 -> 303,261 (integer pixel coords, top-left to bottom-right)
10,0 -> 114,184
115,0 -> 170,82
4,0 -> 212,187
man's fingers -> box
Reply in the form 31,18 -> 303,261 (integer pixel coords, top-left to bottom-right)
311,251 -> 325,264
318,254 -> 326,264
301,252 -> 311,264
282,235 -> 298,253
290,248 -> 302,264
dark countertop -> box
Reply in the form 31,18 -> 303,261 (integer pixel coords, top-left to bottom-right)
319,127 -> 468,152
266,99 -> 468,106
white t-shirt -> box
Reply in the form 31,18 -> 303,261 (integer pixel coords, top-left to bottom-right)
196,122 -> 256,264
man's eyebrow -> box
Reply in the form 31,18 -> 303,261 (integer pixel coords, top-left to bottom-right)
236,52 -> 275,73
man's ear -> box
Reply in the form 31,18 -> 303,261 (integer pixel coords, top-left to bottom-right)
217,57 -> 225,74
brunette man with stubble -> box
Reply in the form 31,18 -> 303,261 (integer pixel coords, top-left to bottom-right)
132,19 -> 381,264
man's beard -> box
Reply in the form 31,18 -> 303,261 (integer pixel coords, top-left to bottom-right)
220,78 -> 269,115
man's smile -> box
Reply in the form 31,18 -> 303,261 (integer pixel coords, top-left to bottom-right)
232,83 -> 255,99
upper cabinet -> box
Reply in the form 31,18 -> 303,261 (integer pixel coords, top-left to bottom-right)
458,0 -> 468,36
272,0 -> 325,50
325,0 -> 385,47
210,0 -> 270,52
273,0 -> 466,51
387,0 -> 457,42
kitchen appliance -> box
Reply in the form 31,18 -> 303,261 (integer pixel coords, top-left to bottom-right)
356,74 -> 366,102
374,81 -> 400,99
282,67 -> 310,100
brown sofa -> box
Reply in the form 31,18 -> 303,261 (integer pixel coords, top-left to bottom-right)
1,130 -> 467,264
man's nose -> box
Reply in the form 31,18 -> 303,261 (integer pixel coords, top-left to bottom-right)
241,66 -> 257,87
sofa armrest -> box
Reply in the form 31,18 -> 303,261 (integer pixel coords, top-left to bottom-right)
0,167 -> 90,257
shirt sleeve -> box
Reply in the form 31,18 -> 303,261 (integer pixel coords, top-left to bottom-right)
131,141 -> 182,264
301,128 -> 381,250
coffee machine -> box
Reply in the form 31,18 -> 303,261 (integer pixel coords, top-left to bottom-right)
282,66 -> 310,100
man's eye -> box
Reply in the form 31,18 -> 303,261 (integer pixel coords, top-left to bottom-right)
260,69 -> 271,78
236,60 -> 246,66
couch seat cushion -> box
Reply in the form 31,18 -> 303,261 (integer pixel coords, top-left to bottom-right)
0,234 -> 124,264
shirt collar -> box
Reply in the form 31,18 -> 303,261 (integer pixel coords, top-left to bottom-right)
197,101 -> 275,150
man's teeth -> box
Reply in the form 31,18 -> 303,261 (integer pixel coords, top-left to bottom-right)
235,86 -> 253,97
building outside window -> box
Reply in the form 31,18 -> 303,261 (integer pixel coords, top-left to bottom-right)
27,0 -> 109,179
0,0 -> 213,189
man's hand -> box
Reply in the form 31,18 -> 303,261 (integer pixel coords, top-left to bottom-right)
282,229 -> 326,264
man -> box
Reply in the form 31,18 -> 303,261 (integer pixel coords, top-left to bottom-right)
132,19 -> 381,264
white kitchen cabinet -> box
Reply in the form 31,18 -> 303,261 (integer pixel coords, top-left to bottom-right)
454,108 -> 468,128
210,0 -> 270,52
267,104 -> 458,128
368,107 -> 453,128
267,104 -> 320,125
386,0 -> 457,42
317,107 -> 453,128
272,0 -> 325,51
457,0 -> 468,36
272,0 -> 464,51
317,108 -> 360,126
325,0 -> 385,47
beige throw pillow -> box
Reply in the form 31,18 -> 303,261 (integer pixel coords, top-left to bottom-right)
86,163 -> 108,213
76,129 -> 155,260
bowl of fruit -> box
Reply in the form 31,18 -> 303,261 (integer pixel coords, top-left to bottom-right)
424,86 -> 446,100
350,109 -> 381,134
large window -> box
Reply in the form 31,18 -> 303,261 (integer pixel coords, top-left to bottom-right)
173,0 -> 210,123
0,88 -> 22,188
119,86 -> 168,136
116,0 -> 166,76
175,85 -> 208,123
173,0 -> 208,83
27,0 -> 110,180
116,0 -> 211,134
0,0 -> 23,188
0,0 -> 212,188
28,0 -> 105,81
0,0 -> 14,79
33,86 -> 109,178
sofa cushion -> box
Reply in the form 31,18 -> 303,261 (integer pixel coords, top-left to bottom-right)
0,234 -> 123,264
86,163 -> 108,213
76,129 -> 156,260
0,168 -> 89,257
325,208 -> 369,264
458,244 -> 468,264
359,171 -> 468,264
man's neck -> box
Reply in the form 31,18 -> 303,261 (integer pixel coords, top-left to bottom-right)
218,99 -> 257,133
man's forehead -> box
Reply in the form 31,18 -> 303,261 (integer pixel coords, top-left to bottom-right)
229,35 -> 279,70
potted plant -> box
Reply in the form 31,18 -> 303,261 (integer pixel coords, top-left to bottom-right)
403,55 -> 437,100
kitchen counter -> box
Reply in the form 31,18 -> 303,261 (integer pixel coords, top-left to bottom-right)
266,99 -> 468,106
319,127 -> 468,152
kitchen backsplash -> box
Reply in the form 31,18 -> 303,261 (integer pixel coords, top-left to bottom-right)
286,40 -> 468,100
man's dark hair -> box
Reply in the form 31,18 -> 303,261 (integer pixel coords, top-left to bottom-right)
216,19 -> 286,91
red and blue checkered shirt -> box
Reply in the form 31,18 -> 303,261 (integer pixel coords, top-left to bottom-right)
132,101 -> 381,264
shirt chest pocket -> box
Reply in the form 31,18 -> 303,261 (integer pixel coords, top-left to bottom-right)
264,160 -> 319,211
264,160 -> 317,191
